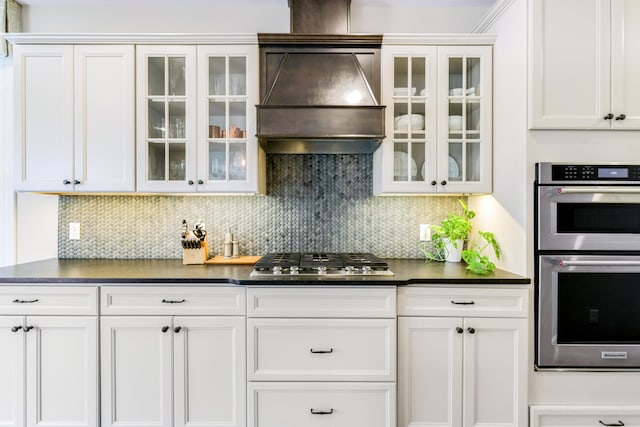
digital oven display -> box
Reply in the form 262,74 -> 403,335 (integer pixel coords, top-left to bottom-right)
598,167 -> 629,178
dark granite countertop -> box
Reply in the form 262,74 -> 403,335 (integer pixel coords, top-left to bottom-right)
0,258 -> 530,285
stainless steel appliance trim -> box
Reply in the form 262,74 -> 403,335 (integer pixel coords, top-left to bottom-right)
537,254 -> 640,369
558,187 -> 640,194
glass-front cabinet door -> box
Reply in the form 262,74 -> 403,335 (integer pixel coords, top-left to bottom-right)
374,42 -> 492,195
197,45 -> 259,193
437,45 -> 492,194
137,46 -> 197,192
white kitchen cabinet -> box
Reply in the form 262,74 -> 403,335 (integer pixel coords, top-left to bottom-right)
374,42 -> 492,194
530,0 -> 640,129
0,286 -> 99,427
100,286 -> 246,427
13,44 -> 135,192
246,286 -> 397,427
136,44 -> 263,193
397,286 -> 528,427
531,406 -> 640,427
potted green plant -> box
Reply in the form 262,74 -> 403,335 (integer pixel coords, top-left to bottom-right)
419,200 -> 501,274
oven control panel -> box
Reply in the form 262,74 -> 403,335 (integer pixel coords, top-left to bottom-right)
538,163 -> 640,183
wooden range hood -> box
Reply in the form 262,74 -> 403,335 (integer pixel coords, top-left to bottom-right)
256,0 -> 385,154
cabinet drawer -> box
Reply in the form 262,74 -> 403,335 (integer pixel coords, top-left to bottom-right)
248,318 -> 395,381
248,382 -> 395,427
100,286 -> 245,315
397,286 -> 528,317
0,286 -> 98,315
531,406 -> 640,427
247,287 -> 396,318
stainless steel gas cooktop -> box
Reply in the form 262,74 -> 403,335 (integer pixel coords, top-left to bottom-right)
250,252 -> 394,277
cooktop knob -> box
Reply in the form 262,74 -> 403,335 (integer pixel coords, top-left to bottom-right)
317,266 -> 327,275
362,266 -> 372,274
272,266 -> 283,275
345,265 -> 355,274
290,265 -> 299,275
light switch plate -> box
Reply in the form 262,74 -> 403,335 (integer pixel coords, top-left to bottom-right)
419,224 -> 431,241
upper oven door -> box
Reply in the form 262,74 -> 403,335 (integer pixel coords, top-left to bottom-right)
537,185 -> 640,251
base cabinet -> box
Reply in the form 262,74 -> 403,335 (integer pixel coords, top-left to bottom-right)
397,286 -> 528,427
531,406 -> 640,427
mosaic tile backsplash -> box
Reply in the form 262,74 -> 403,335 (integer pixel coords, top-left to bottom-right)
59,155 -> 464,259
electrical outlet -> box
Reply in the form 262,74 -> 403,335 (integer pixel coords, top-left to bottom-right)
69,223 -> 80,240
419,224 -> 431,241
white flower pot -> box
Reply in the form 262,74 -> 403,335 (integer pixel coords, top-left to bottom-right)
443,238 -> 464,263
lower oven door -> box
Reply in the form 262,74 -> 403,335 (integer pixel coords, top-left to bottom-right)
537,255 -> 640,369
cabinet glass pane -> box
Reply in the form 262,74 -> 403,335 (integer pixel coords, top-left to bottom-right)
148,57 -> 165,96
229,57 -> 246,96
413,142 -> 426,182
209,142 -> 226,181
148,142 -> 166,181
466,101 -> 481,138
411,57 -> 426,96
466,142 -> 480,181
209,57 -> 226,96
394,57 -> 409,92
229,101 -> 247,137
449,142 -> 462,182
208,100 -> 226,136
394,142 -> 409,181
229,142 -> 247,180
168,101 -> 186,139
168,143 -> 186,181
148,100 -> 165,138
466,57 -> 481,96
448,57 -> 463,93
168,57 -> 186,96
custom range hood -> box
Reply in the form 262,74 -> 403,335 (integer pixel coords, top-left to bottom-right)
256,0 -> 385,154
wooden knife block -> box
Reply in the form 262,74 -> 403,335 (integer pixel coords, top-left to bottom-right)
182,240 -> 209,265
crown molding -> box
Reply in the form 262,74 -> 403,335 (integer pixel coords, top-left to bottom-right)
382,33 -> 496,46
472,0 -> 515,33
4,33 -> 259,45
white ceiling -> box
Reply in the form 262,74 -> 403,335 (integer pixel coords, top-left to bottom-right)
17,0 -> 497,6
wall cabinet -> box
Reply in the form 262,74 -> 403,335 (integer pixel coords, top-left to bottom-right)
374,43 -> 492,194
530,0 -> 640,129
136,44 -> 263,193
0,286 -> 99,427
246,287 -> 397,427
531,405 -> 640,427
397,286 -> 528,427
100,286 -> 246,427
13,44 -> 135,192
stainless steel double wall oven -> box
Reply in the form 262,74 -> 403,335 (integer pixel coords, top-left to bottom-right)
535,163 -> 640,369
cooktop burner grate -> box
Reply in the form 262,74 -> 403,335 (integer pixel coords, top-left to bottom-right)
251,252 -> 393,276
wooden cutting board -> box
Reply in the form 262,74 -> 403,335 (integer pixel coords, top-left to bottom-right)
205,255 -> 262,265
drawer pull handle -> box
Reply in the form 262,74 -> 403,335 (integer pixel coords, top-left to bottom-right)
12,299 -> 39,304
24,326 -> 34,332
11,326 -> 22,332
310,348 -> 333,354
599,421 -> 624,427
161,299 -> 186,304
310,409 -> 334,415
451,300 -> 475,305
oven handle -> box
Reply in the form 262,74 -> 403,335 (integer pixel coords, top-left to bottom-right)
558,187 -> 640,194
559,260 -> 640,267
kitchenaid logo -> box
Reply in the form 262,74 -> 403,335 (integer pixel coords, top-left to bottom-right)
601,351 -> 628,360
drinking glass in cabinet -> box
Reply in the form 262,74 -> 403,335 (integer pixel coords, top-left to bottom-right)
209,143 -> 226,181
148,100 -> 165,138
209,57 -> 226,96
168,143 -> 186,181
168,102 -> 186,139
168,57 -> 186,96
229,143 -> 247,180
148,57 -> 165,96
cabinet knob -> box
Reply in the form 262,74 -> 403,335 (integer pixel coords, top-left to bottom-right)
456,327 -> 463,334
467,327 -> 475,334
24,326 -> 34,332
73,180 -> 81,185
198,180 -> 204,185
615,114 -> 627,121
604,113 -> 614,120
11,326 -> 22,333
63,180 -> 71,185
174,326 -> 182,333
161,326 -> 170,333
441,180 -> 447,186
430,180 -> 437,186
188,180 -> 194,185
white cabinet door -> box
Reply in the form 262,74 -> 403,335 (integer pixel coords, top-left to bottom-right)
173,316 -> 246,427
13,45 -> 74,191
25,316 -> 98,427
397,317 -> 462,427
74,45 -> 135,192
101,316 -> 173,427
136,46 -> 198,193
610,0 -> 640,128
462,317 -> 527,427
0,317 -> 25,427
